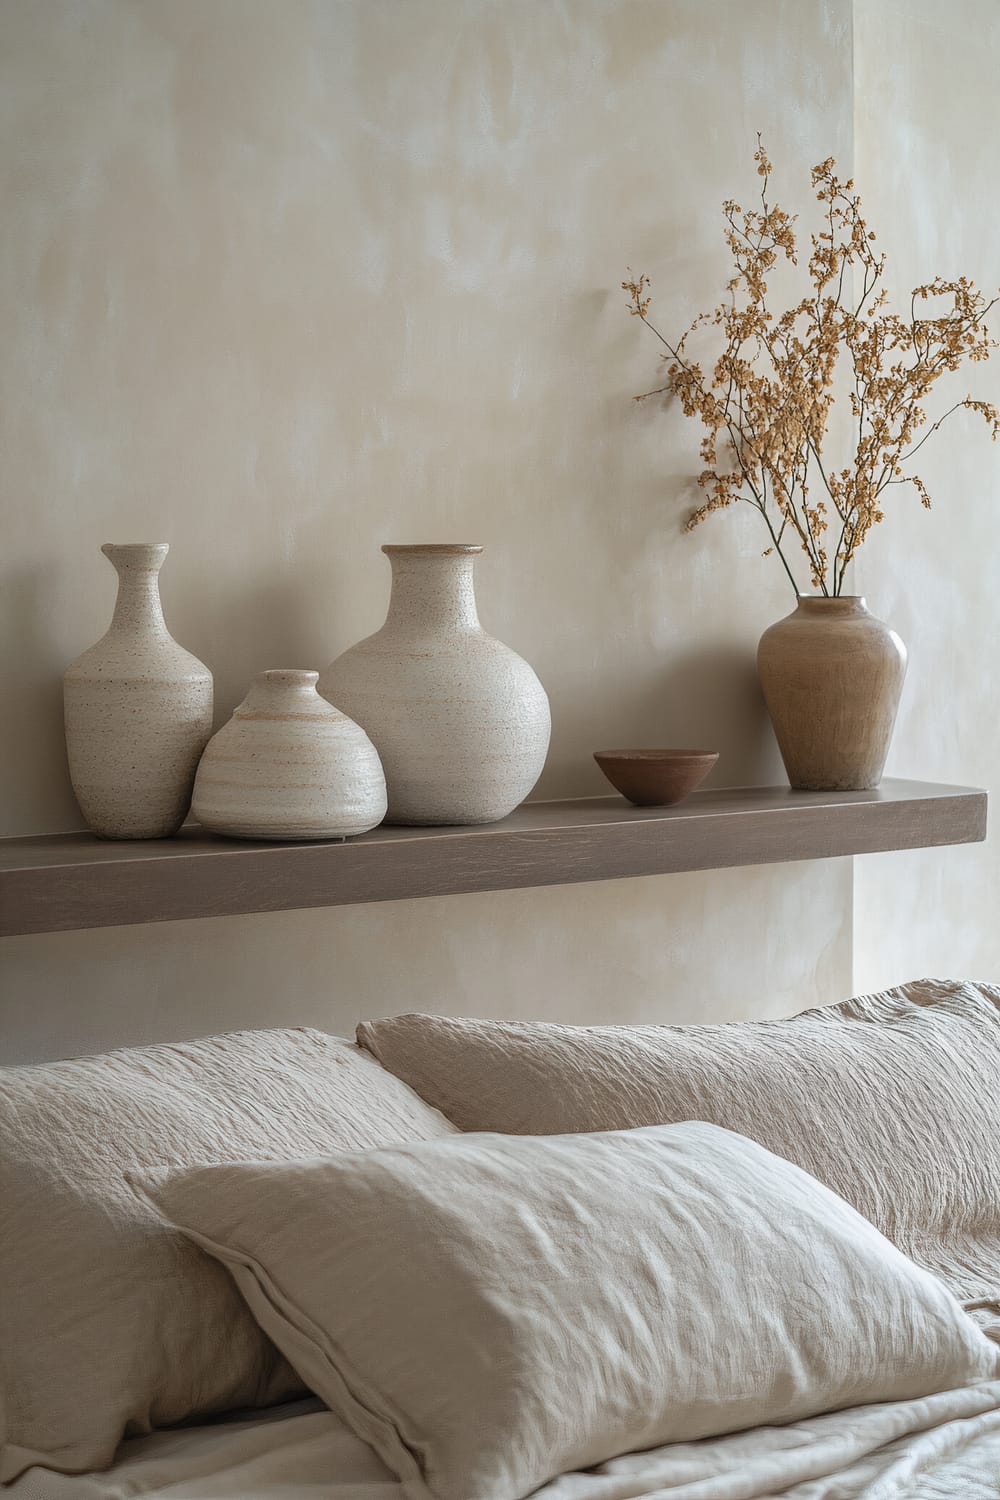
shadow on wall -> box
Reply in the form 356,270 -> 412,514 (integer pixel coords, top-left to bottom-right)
660,643 -> 783,789
198,567 -> 336,729
542,641 -> 783,797
0,565 -> 80,835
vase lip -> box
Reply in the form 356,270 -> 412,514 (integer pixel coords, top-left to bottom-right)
382,543 -> 483,557
795,593 -> 867,607
255,669 -> 320,689
101,541 -> 169,565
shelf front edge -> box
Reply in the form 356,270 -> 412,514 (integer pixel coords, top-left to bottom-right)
0,784 -> 987,936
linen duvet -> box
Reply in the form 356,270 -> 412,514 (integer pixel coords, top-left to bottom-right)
8,1385 -> 1000,1500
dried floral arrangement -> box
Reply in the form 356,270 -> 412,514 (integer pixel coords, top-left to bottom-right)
624,141 -> 999,596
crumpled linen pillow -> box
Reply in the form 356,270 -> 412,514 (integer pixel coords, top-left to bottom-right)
0,1027 -> 456,1481
357,979 -> 1000,1308
134,1121 -> 1000,1500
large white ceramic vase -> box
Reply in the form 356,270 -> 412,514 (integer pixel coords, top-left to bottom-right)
64,543 -> 213,838
192,670 -> 386,840
319,545 -> 551,825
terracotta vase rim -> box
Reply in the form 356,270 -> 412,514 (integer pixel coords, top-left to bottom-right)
795,593 -> 865,601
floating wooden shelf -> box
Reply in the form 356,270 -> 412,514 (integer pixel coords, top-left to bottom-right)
0,779 -> 985,938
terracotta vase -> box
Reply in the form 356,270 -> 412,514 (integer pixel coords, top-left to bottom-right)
64,543 -> 213,838
757,595 -> 907,792
319,544 -> 551,825
192,670 -> 386,840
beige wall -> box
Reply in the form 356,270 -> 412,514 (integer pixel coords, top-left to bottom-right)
852,0 -> 1000,992
0,0 -> 877,1063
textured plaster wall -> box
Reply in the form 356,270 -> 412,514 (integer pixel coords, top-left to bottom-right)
0,0 -> 857,1063
851,0 -> 1000,989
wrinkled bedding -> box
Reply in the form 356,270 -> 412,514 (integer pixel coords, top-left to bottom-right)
8,1383 -> 1000,1500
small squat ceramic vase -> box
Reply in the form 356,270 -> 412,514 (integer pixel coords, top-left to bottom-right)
757,596 -> 907,791
191,670 -> 387,840
64,543 -> 213,839
319,544 -> 551,825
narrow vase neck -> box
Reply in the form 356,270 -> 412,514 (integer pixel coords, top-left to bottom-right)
383,545 -> 483,633
104,543 -> 169,635
240,669 -> 326,717
795,595 -> 869,618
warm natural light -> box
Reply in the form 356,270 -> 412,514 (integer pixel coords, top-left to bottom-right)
2,4 -> 999,1498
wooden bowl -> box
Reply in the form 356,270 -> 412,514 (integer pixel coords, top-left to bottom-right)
593,749 -> 719,807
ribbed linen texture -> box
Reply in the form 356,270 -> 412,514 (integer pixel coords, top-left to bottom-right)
0,1028 -> 455,1481
135,1122 -> 1000,1500
358,979 -> 1000,1310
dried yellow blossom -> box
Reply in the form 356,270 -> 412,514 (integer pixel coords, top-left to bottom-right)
623,140 -> 999,596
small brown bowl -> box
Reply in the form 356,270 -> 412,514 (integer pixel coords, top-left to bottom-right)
593,749 -> 719,807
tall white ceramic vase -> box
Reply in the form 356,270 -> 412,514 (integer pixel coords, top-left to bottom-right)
319,544 -> 551,825
64,543 -> 214,838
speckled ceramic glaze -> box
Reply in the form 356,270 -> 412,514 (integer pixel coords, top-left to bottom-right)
64,543 -> 213,839
192,670 -> 387,840
319,545 -> 551,825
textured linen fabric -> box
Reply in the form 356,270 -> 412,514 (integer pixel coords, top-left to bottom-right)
357,979 -> 1000,1306
0,1028 -> 456,1482
134,1122 -> 1000,1500
10,1386 -> 1000,1500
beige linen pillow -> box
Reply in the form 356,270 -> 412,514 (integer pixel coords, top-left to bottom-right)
357,979 -> 1000,1305
135,1122 -> 999,1500
0,1027 -> 455,1481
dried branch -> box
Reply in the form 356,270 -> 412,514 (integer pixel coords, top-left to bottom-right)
624,147 -> 999,597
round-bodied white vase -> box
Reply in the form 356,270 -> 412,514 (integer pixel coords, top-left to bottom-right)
318,544 -> 551,825
64,543 -> 213,839
192,670 -> 387,840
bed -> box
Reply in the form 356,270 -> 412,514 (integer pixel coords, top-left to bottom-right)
4,979 -> 1000,1500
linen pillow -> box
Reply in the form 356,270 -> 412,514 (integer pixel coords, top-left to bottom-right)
0,1027 -> 455,1481
357,979 -> 1000,1306
134,1122 -> 1000,1500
